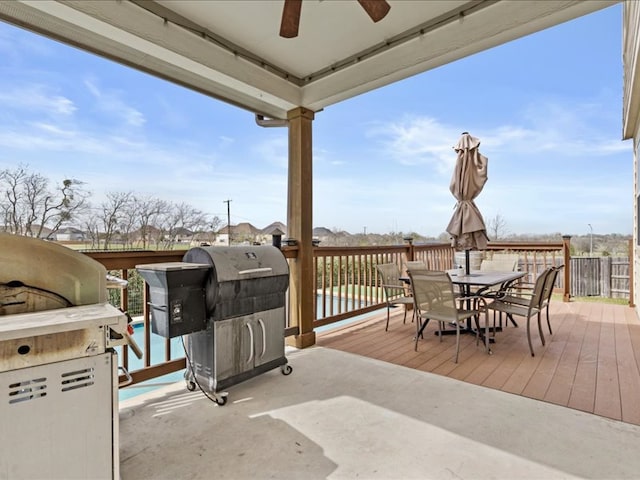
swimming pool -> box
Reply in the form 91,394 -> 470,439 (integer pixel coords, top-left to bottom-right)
117,328 -> 185,401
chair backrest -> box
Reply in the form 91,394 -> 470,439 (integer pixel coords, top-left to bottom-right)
480,258 -> 520,295
376,263 -> 401,285
529,267 -> 554,309
376,263 -> 405,299
480,258 -> 518,272
406,261 -> 427,273
488,253 -> 520,267
408,270 -> 457,319
541,266 -> 561,303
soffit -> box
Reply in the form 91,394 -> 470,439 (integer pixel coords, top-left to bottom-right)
0,0 -> 617,119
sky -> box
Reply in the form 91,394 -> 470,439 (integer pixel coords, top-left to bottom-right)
0,3 -> 631,238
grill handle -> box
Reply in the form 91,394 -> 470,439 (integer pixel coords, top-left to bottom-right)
257,318 -> 266,359
246,322 -> 254,364
238,267 -> 272,275
118,366 -> 133,387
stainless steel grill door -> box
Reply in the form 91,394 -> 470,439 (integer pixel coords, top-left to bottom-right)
0,353 -> 115,480
213,309 -> 285,379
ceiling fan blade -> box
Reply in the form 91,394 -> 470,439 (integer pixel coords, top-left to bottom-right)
357,0 -> 391,23
280,0 -> 302,38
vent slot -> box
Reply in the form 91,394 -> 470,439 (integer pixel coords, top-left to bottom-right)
61,367 -> 95,392
8,377 -> 47,404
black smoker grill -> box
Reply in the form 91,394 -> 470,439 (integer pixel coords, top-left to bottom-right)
136,245 -> 291,404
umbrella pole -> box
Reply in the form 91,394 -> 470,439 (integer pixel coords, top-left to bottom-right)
465,249 -> 470,275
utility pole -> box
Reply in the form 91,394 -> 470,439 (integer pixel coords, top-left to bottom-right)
588,223 -> 593,256
224,199 -> 232,245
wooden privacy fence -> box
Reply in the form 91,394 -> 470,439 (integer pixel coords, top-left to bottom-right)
571,256 -> 630,299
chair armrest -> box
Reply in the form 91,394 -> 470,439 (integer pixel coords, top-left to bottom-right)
384,284 -> 410,293
458,295 -> 487,308
501,287 -> 535,300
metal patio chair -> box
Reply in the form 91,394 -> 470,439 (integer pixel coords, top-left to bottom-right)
478,257 -> 521,326
376,263 -> 415,331
485,267 -> 552,357
408,270 -> 488,363
497,265 -> 562,336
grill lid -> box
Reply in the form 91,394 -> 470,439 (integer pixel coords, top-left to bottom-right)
182,245 -> 289,320
0,233 -> 106,314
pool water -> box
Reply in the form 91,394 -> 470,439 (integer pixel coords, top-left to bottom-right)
117,328 -> 185,401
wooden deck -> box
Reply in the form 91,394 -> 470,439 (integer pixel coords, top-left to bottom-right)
317,300 -> 640,426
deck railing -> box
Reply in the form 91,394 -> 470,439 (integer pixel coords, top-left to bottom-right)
85,250 -> 185,386
84,239 -> 571,388
309,243 -> 454,330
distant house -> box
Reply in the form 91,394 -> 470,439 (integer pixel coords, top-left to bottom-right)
312,227 -> 336,245
51,227 -> 86,242
216,222 -> 261,245
39,227 -> 54,240
173,227 -> 194,244
258,221 -> 287,244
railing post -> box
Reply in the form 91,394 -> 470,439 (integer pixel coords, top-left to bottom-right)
404,237 -> 414,262
120,268 -> 129,368
562,235 -> 571,302
629,238 -> 635,307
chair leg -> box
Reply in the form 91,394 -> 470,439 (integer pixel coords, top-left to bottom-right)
474,313 -> 491,355
526,317 -> 535,357
546,307 -> 552,335
472,315 -> 480,340
454,323 -> 460,363
385,305 -> 390,331
484,310 -> 491,354
402,305 -> 408,324
415,316 -> 429,351
537,312 -> 545,346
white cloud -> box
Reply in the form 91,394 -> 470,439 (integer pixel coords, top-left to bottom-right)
367,116 -> 458,172
84,78 -> 146,127
250,135 -> 288,169
0,85 -> 76,116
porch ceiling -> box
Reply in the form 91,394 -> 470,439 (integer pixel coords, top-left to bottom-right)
0,0 -> 616,120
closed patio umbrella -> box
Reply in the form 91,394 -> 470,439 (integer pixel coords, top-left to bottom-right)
446,132 -> 489,274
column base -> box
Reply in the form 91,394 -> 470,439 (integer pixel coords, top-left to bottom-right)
286,331 -> 316,349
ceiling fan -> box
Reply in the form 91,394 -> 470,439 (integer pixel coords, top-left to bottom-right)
280,0 -> 391,38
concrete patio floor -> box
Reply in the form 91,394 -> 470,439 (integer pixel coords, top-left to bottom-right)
119,345 -> 640,480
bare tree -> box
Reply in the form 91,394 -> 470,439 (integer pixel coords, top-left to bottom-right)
0,165 -> 88,237
82,212 -> 101,248
99,191 -> 133,249
0,167 -> 26,234
134,196 -> 169,249
210,215 -> 223,237
487,213 -> 509,241
118,198 -> 139,249
158,202 -> 207,249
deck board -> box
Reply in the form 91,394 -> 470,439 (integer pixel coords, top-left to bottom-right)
317,299 -> 640,426
544,303 -> 582,406
615,306 -> 640,424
